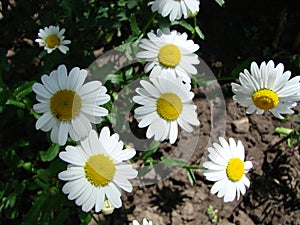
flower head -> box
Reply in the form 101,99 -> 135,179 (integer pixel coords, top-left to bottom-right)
231,60 -> 300,119
151,0 -> 200,22
133,218 -> 153,225
58,128 -> 138,212
133,73 -> 200,144
136,28 -> 199,83
35,25 -> 71,54
32,64 -> 110,145
203,137 -> 253,202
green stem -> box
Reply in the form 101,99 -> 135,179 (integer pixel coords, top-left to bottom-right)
192,16 -> 197,39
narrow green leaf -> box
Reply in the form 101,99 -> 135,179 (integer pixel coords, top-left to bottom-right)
172,20 -> 194,33
195,26 -> 205,40
186,168 -> 196,185
275,127 -> 294,136
160,156 -> 187,168
130,13 -> 140,36
6,99 -> 25,108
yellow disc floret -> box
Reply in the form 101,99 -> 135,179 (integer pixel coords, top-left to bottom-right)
45,34 -> 60,48
252,89 -> 279,111
157,92 -> 183,121
226,158 -> 245,182
84,154 -> 116,187
50,90 -> 82,121
158,44 -> 181,67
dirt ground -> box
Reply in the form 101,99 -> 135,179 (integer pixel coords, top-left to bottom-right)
89,90 -> 300,225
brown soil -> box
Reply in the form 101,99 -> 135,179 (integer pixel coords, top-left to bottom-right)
89,91 -> 300,225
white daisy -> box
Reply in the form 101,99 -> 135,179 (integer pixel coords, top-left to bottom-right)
151,0 -> 200,22
32,64 -> 110,146
133,218 -> 153,225
58,128 -> 138,212
203,137 -> 253,202
35,25 -> 71,54
133,73 -> 200,144
231,60 -> 300,119
136,28 -> 200,83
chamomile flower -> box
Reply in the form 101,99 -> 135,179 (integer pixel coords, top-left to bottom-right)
133,218 -> 153,225
35,25 -> 71,54
203,137 -> 253,202
32,64 -> 110,146
58,128 -> 138,212
151,0 -> 200,22
136,28 -> 199,83
133,73 -> 200,144
231,60 -> 300,119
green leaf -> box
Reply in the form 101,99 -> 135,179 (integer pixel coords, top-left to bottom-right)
172,20 -> 194,33
13,81 -> 34,100
130,13 -> 140,36
6,99 -> 25,108
141,140 -> 160,160
215,0 -> 225,7
231,57 -> 255,79
22,196 -> 46,224
275,127 -> 294,136
128,0 -> 138,9
80,211 -> 93,224
39,144 -> 60,162
195,26 -> 205,40
160,156 -> 187,168
105,73 -> 123,84
186,168 -> 196,185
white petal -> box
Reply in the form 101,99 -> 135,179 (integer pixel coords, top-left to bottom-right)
169,120 -> 178,144
95,188 -> 105,213
58,121 -> 69,146
71,114 -> 92,140
104,182 -> 122,208
57,65 -> 68,89
59,146 -> 85,166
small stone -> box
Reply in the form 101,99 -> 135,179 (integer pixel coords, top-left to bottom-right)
232,117 -> 250,133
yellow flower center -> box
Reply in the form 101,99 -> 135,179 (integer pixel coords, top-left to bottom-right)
84,153 -> 116,187
158,44 -> 181,67
50,90 -> 82,121
252,89 -> 279,111
226,158 -> 245,182
45,34 -> 60,48
157,93 -> 183,121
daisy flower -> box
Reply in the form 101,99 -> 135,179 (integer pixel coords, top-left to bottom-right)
58,128 -> 138,212
32,64 -> 110,146
35,25 -> 71,54
231,60 -> 300,119
151,0 -> 200,22
203,137 -> 253,202
136,28 -> 199,83
133,73 -> 200,144
133,218 -> 153,225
